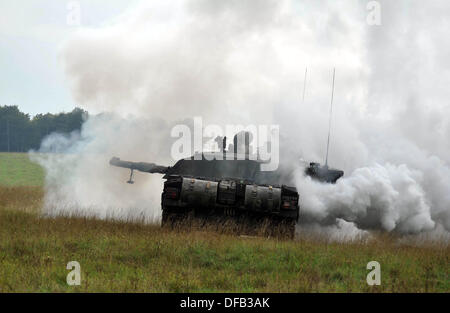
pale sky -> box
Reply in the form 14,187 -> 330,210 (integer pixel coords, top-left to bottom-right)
0,0 -> 138,116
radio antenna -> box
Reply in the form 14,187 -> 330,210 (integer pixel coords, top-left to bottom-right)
325,68 -> 335,167
302,67 -> 307,103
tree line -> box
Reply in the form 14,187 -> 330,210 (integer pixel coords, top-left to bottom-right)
0,105 -> 87,152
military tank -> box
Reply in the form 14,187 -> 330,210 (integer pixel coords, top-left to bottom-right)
109,131 -> 345,238
110,133 -> 300,238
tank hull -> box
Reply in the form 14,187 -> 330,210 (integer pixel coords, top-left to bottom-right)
160,175 -> 299,238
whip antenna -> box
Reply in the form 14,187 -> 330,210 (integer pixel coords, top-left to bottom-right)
325,68 -> 335,167
302,67 -> 308,103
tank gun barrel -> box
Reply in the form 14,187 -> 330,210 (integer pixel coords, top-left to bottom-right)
109,157 -> 169,174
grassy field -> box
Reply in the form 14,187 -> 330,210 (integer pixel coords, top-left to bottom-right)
0,153 -> 448,292
0,153 -> 44,187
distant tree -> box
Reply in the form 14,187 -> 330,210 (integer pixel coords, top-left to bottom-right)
0,105 -> 88,152
0,106 -> 31,152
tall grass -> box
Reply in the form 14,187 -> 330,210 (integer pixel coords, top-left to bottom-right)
0,186 -> 448,292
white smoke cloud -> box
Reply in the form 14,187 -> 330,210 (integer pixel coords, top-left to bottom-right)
296,163 -> 435,233
32,0 -> 450,239
31,114 -> 172,220
297,219 -> 371,243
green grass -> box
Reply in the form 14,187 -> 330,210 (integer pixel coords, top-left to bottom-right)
0,186 -> 448,293
0,153 -> 448,292
0,153 -> 44,186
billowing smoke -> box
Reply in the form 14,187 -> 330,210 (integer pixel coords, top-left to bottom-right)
31,0 -> 450,240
